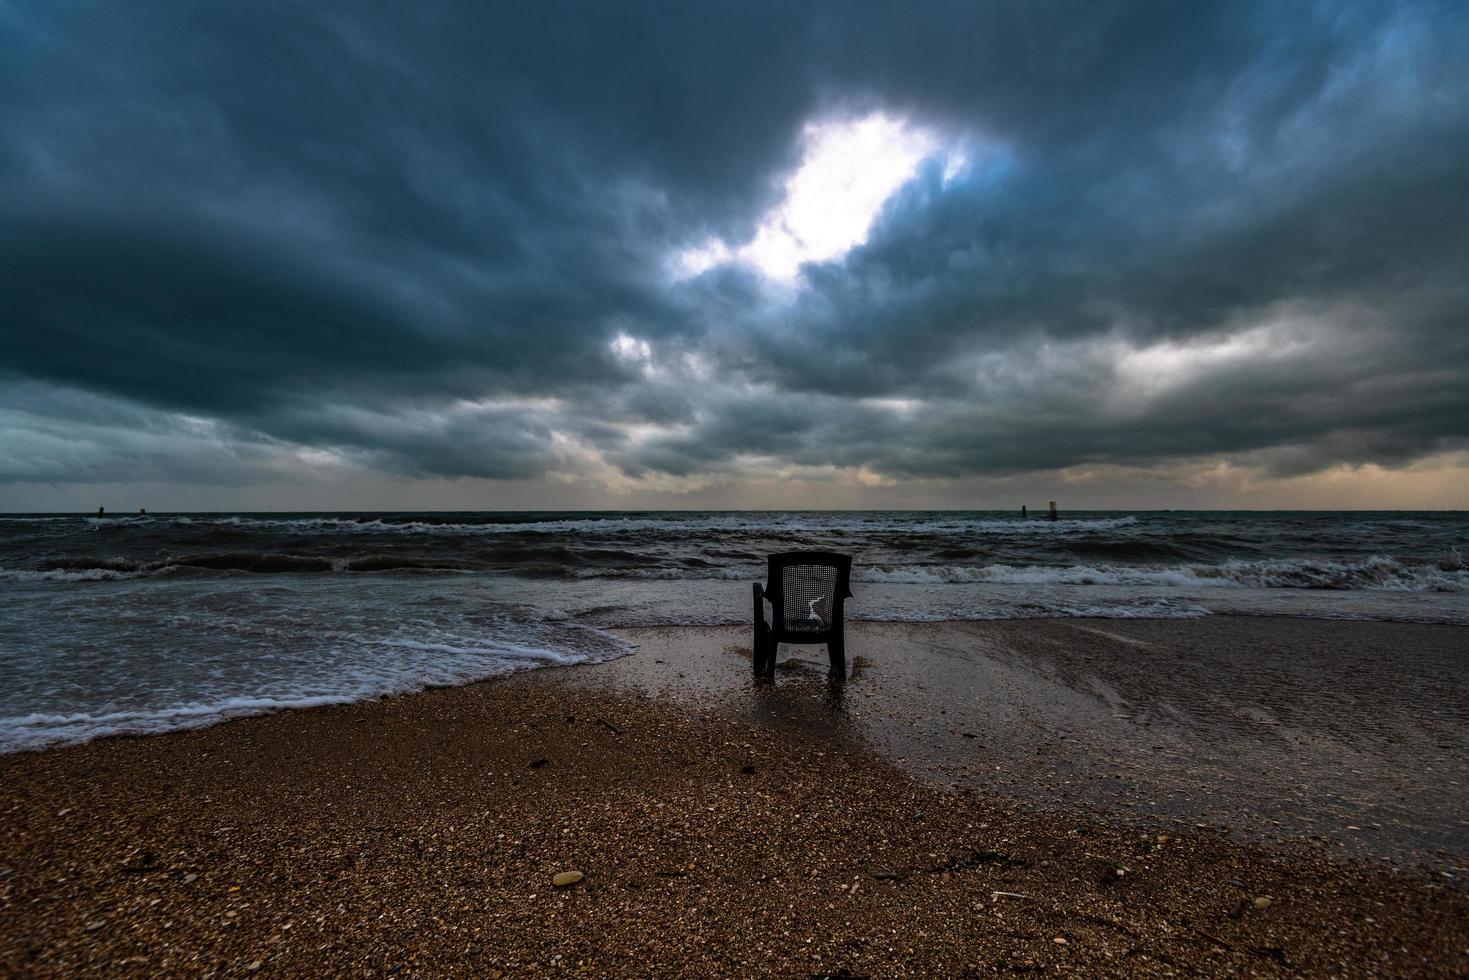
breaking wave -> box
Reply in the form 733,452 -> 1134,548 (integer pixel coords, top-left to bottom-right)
0,615 -> 633,753
855,556 -> 1466,592
0,567 -> 147,582
8,550 -> 1465,596
81,512 -> 1141,537
5,509 -> 1468,753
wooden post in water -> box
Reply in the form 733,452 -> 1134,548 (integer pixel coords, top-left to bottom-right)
1049,501 -> 1058,522
1022,505 -> 1027,519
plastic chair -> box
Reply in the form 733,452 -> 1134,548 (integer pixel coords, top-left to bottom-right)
752,551 -> 853,677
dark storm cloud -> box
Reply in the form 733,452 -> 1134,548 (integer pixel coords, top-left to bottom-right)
1,0 -> 1467,489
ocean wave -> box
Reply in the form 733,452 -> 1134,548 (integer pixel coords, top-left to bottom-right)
854,556 -> 1467,592
0,626 -> 633,753
10,554 -> 498,579
0,567 -> 146,582
8,551 -> 1464,594
83,516 -> 155,529
559,554 -> 1466,592
573,565 -> 753,581
1058,538 -> 1213,561
77,512 -> 1142,538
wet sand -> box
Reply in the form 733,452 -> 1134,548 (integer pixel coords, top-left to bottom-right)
1,617 -> 1466,976
591,617 -> 1469,868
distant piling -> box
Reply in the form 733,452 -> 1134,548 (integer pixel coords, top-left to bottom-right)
1049,501 -> 1058,522
1022,505 -> 1027,519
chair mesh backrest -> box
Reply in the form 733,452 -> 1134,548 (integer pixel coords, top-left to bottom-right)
779,563 -> 839,632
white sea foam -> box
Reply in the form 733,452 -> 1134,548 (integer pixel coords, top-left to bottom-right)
0,699 -> 369,753
853,556 -> 1467,592
0,587 -> 635,753
573,566 -> 753,581
83,516 -> 155,529
568,554 -> 1466,593
6,513 -> 1467,755
139,513 -> 1140,538
0,635 -> 628,752
0,567 -> 145,582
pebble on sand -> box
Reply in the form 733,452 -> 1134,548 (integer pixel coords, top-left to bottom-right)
1254,896 -> 1274,909
552,871 -> 584,887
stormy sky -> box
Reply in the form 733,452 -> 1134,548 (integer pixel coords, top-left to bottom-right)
2,1 -> 1467,510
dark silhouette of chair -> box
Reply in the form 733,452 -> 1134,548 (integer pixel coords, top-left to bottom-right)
752,552 -> 853,678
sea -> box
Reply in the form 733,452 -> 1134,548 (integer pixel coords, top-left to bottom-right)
1,510 -> 1465,752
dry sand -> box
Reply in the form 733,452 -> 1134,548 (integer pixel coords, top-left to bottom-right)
1,617 -> 1466,977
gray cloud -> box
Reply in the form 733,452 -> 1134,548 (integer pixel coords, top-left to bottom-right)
1,0 -> 1467,499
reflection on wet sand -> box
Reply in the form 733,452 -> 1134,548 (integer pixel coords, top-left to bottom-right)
749,654 -> 864,732
573,617 -> 1469,870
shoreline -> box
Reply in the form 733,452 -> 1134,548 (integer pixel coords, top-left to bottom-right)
6,610 -> 1468,756
3,617 -> 1467,974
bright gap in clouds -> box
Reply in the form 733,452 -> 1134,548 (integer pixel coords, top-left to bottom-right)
676,113 -> 966,282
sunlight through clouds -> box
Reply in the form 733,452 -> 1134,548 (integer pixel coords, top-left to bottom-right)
2,2 -> 1466,509
609,331 -> 654,366
675,112 -> 967,281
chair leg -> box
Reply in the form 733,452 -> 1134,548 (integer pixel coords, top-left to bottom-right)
752,583 -> 767,676
827,633 -> 847,676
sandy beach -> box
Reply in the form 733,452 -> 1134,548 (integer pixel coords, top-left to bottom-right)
2,617 -> 1466,976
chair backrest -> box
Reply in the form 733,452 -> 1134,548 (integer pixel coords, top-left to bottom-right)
767,552 -> 853,636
